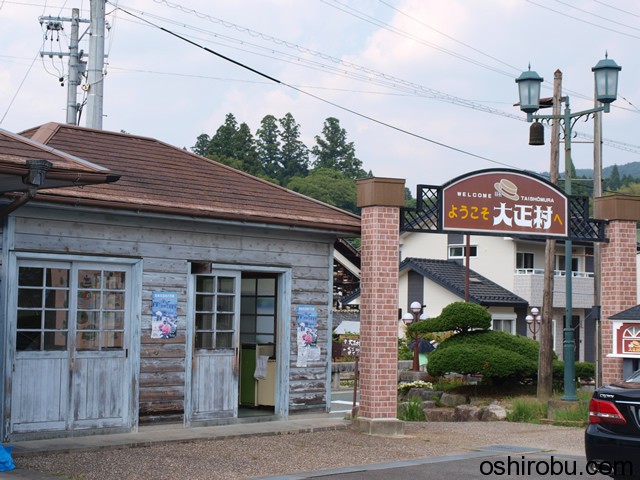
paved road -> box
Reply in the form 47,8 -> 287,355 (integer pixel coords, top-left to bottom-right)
256,450 -> 611,480
329,390 -> 358,417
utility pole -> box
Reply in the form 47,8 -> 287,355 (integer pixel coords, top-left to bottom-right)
538,69 -> 562,401
39,10 -> 89,125
593,88 -> 603,387
85,0 -> 106,129
66,8 -> 81,124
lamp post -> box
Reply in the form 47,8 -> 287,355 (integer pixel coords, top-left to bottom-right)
403,301 -> 427,372
516,54 -> 621,401
526,307 -> 542,341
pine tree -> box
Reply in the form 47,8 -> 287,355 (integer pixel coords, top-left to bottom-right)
311,117 -> 365,180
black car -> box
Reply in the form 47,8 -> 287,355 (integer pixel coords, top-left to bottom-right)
586,369 -> 640,479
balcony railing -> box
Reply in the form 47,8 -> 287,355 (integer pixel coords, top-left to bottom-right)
515,268 -> 594,278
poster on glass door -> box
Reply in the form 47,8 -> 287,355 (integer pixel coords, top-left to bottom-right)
151,291 -> 178,339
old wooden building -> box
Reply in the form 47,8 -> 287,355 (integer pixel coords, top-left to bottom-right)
0,123 -> 360,441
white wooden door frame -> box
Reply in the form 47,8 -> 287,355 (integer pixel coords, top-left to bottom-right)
184,265 -> 291,425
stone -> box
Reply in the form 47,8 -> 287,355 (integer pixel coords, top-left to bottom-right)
454,404 -> 482,421
351,417 -> 405,436
440,392 -> 468,407
424,407 -> 455,422
403,388 -> 443,402
480,403 -> 507,421
421,400 -> 436,410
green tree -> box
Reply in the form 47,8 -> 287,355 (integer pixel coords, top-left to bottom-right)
192,133 -> 210,156
256,114 -> 282,181
608,164 -> 622,191
234,123 -> 261,176
311,117 -> 365,180
279,112 -> 309,184
286,168 -> 357,213
208,113 -> 240,158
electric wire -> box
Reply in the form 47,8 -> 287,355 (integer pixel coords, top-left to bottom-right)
112,4 -> 516,170
0,50 -> 40,124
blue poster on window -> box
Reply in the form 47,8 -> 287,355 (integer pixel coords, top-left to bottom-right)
296,305 -> 319,367
151,291 -> 178,339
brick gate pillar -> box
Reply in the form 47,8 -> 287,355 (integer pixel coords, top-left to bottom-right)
353,177 -> 405,436
595,195 -> 640,385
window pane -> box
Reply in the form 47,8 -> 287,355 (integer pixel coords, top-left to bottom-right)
79,270 -> 101,289
217,314 -> 233,331
103,311 -> 124,330
196,294 -> 214,311
101,331 -> 123,349
241,278 -> 256,295
195,313 -> 214,330
44,331 -> 67,350
256,316 -> 274,334
46,268 -> 69,287
196,276 -> 215,293
105,271 -> 125,289
241,297 -> 256,315
78,291 -> 100,309
240,315 -> 255,333
195,332 -> 214,349
44,310 -> 68,329
77,311 -> 99,330
218,277 -> 235,294
77,332 -> 99,350
217,295 -> 234,313
17,331 -> 40,351
256,297 -> 274,315
18,288 -> 42,308
17,310 -> 41,329
257,278 -> 275,295
45,289 -> 68,309
216,332 -> 233,348
103,291 -> 124,310
19,267 -> 43,287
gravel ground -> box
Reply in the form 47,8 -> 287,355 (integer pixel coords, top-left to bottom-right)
16,422 -> 586,480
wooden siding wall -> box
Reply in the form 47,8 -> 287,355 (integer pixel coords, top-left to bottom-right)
10,207 -> 336,420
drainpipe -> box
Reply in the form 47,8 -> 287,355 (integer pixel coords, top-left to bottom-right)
0,160 -> 52,218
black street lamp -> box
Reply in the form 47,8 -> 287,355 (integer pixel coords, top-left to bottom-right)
516,54 -> 621,401
526,307 -> 542,341
403,301 -> 427,372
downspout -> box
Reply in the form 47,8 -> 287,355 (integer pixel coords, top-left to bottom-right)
0,160 -> 52,219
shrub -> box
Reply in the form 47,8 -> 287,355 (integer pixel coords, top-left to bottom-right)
427,330 -> 539,384
411,301 -> 491,336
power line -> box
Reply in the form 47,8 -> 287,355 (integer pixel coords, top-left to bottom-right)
111,3 -> 516,171
0,50 -> 39,124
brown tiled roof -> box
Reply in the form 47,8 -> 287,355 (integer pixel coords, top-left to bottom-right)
0,128 -> 117,193
19,123 -> 361,234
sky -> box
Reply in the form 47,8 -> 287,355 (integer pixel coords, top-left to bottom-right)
1,0 -> 639,194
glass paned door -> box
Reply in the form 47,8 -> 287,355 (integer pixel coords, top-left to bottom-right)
190,270 -> 240,421
10,260 -> 132,435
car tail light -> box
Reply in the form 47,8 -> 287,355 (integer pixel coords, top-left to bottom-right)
589,398 -> 627,425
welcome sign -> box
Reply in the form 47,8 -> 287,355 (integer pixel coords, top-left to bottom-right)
441,170 -> 568,238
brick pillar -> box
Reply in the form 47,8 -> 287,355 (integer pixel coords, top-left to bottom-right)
353,177 -> 405,435
595,196 -> 640,384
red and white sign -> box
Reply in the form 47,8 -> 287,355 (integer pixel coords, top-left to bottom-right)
442,170 -> 568,237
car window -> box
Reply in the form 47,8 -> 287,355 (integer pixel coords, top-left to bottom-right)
624,368 -> 640,383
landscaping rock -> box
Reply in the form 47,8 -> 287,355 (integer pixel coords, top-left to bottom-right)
404,388 -> 443,402
480,403 -> 507,421
454,404 -> 482,422
424,407 -> 456,422
421,400 -> 436,410
440,392 -> 468,407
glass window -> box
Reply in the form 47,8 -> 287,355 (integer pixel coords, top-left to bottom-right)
76,269 -> 126,351
16,266 -> 70,351
240,274 -> 277,347
448,245 -> 477,258
194,274 -> 237,350
516,252 -> 534,269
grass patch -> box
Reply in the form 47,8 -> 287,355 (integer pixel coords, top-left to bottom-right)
506,396 -> 547,423
398,396 -> 426,421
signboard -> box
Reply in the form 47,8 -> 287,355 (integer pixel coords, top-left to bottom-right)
614,322 -> 640,357
441,170 -> 568,238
